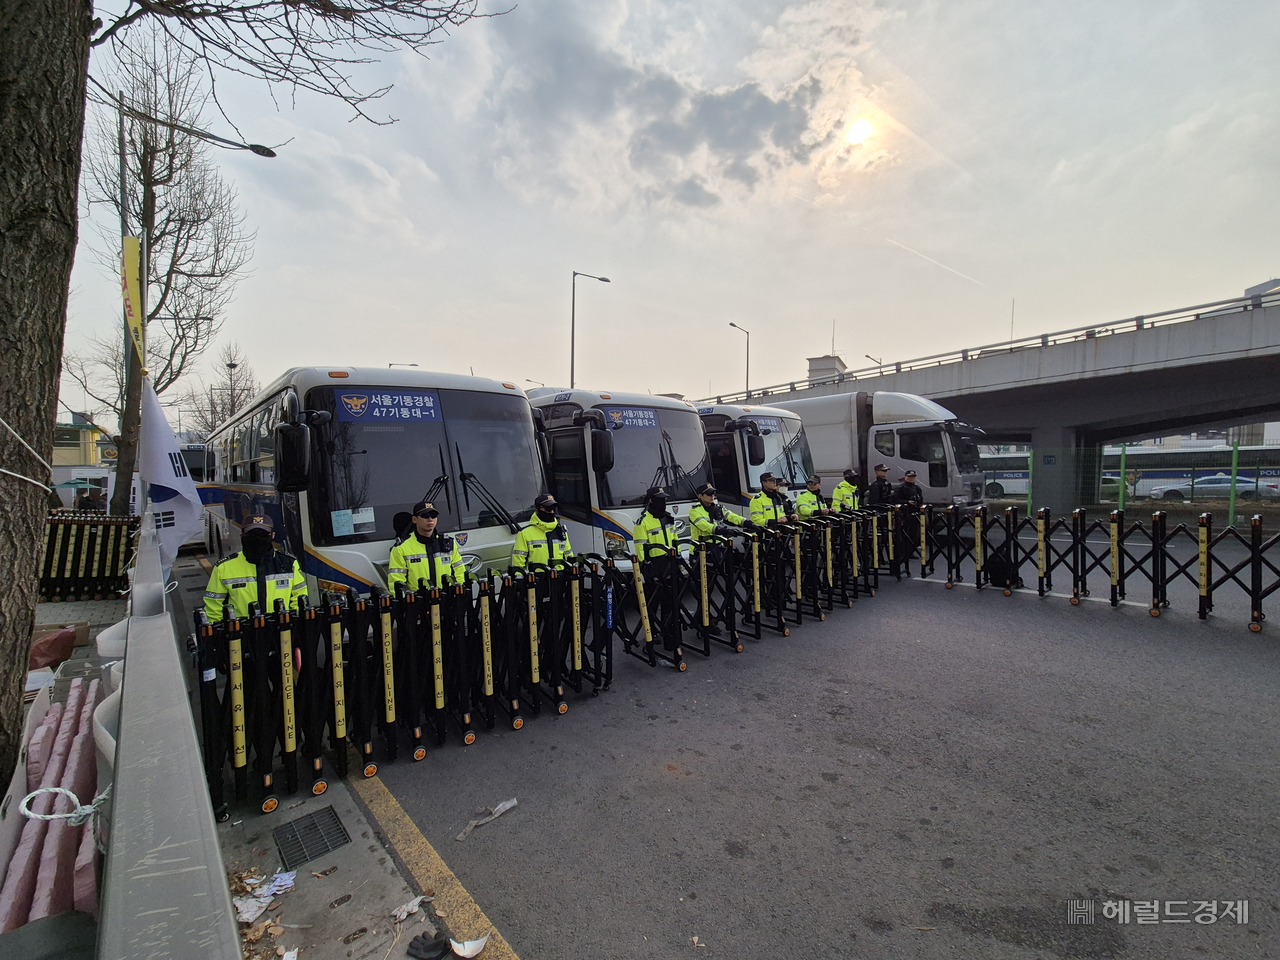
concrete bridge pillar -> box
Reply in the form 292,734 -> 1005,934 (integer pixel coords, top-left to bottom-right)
1028,426 -> 1100,516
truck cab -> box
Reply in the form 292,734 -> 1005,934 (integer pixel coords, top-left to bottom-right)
773,392 -> 986,507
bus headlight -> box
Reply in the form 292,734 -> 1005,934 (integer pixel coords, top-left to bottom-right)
604,532 -> 628,557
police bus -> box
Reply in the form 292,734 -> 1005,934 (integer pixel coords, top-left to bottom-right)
201,367 -> 545,595
526,388 -> 712,563
696,403 -> 815,509
981,444 -> 1280,500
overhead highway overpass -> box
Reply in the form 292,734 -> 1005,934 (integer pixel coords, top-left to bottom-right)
703,289 -> 1280,514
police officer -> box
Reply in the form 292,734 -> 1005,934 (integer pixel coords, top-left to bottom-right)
749,472 -> 796,528
511,494 -> 572,569
688,483 -> 746,543
634,486 -> 680,552
864,463 -> 896,507
795,475 -> 831,519
633,486 -> 683,653
832,469 -> 860,511
894,469 -> 925,507
388,500 -> 468,592
204,514 -> 306,621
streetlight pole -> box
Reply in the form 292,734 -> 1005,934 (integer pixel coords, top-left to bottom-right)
571,271 -> 610,389
729,322 -> 751,397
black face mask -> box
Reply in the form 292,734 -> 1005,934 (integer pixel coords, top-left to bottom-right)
537,508 -> 557,522
242,534 -> 272,563
648,498 -> 668,517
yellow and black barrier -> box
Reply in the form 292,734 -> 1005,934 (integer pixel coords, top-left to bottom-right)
39,513 -> 140,601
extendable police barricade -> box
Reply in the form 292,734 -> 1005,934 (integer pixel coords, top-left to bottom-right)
626,544 -> 686,670
687,536 -> 746,655
39,513 -> 140,601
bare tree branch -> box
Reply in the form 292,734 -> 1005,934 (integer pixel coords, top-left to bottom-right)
92,1 -> 498,122
176,341 -> 260,440
76,27 -> 253,428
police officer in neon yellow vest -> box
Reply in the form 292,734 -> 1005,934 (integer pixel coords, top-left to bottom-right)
204,514 -> 307,621
748,472 -> 796,528
832,468 -> 860,511
795,475 -> 832,520
688,483 -> 746,543
388,500 -> 468,592
511,494 -> 572,569
633,486 -> 680,553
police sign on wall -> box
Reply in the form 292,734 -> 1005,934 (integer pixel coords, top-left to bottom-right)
337,390 -> 443,422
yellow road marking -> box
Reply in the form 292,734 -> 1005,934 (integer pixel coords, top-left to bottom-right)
350,775 -> 520,959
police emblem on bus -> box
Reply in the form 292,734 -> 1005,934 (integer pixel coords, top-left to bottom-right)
340,394 -> 369,417
455,534 -> 468,547
609,410 -> 624,425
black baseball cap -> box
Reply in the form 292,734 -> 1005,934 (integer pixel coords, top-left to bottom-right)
874,463 -> 889,472
412,501 -> 439,517
695,483 -> 717,497
759,472 -> 779,483
534,493 -> 558,509
807,475 -> 822,485
243,514 -> 274,534
843,468 -> 857,479
646,486 -> 667,498
904,470 -> 918,478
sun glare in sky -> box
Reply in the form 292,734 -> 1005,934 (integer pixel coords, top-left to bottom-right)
846,118 -> 874,145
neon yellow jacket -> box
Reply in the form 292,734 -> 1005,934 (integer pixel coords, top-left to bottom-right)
511,514 -> 572,568
748,490 -> 792,527
204,550 -> 306,622
388,531 -> 467,592
688,501 -> 745,542
634,511 -> 680,553
795,490 -> 829,519
832,479 -> 860,511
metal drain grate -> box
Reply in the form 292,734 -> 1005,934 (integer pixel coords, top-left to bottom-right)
272,805 -> 351,870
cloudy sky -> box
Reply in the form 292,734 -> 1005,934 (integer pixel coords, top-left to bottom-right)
64,0 -> 1280,413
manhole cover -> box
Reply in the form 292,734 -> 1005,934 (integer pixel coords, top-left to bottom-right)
272,805 -> 351,870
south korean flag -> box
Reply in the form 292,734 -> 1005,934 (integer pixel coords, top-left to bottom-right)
140,378 -> 204,577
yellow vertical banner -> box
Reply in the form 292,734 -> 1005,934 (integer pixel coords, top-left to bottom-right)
120,236 -> 145,363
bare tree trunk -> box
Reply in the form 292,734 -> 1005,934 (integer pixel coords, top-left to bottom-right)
0,1 -> 91,777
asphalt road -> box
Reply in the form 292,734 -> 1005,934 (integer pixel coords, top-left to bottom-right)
379,578 -> 1279,960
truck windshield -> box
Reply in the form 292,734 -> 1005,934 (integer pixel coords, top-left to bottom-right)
595,405 -> 711,506
742,415 -> 814,490
950,431 -> 984,474
306,386 -> 542,546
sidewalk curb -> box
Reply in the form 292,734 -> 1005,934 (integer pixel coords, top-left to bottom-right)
349,775 -> 520,960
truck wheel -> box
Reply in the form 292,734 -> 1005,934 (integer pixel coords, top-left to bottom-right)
986,482 -> 1005,498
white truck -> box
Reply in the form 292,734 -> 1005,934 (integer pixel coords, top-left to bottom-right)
766,392 -> 987,507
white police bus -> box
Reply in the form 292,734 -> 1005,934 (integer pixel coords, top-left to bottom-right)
696,403 -> 815,510
527,388 -> 712,563
201,367 -> 545,595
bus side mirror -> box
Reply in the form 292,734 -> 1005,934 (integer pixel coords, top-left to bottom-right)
746,433 -> 765,466
591,428 -> 615,474
274,422 -> 311,492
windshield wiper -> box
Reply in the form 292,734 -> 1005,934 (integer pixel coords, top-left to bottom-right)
436,445 -> 452,512
419,473 -> 449,509
456,443 -> 521,534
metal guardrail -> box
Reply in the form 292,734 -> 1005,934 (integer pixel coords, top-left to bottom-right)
700,290 -> 1280,405
97,515 -> 241,960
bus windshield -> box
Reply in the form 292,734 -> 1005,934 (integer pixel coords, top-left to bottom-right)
742,415 -> 814,490
595,405 -> 711,506
306,386 -> 542,546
